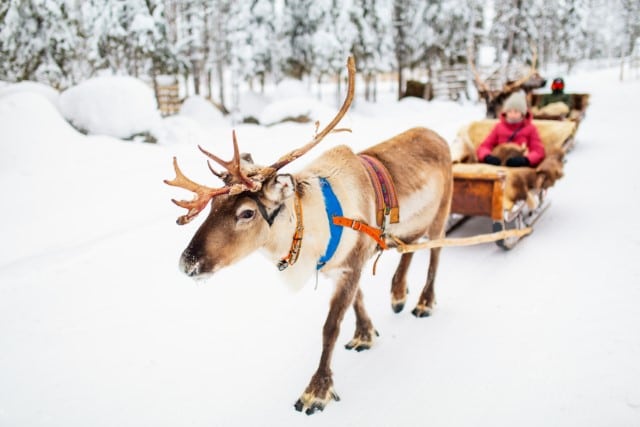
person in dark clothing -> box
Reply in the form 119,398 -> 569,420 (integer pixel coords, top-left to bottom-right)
539,77 -> 573,109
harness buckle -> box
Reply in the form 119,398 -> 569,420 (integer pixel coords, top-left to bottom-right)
277,259 -> 289,271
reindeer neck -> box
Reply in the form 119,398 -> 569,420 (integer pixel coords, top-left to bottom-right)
262,175 -> 333,279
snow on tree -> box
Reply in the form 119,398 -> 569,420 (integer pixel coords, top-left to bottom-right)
1,0 -> 638,102
313,0 -> 356,104
247,0 -> 277,92
554,0 -> 589,73
490,0 -> 541,77
0,0 -> 81,88
278,0 -> 326,79
349,0 -> 393,101
392,0 -> 421,98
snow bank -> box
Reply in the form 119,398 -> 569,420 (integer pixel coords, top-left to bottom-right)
0,91 -> 78,174
178,95 -> 227,128
0,81 -> 60,109
258,96 -> 338,126
58,76 -> 161,139
271,78 -> 311,99
237,90 -> 270,122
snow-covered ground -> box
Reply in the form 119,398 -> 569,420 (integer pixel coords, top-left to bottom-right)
1,66 -> 639,427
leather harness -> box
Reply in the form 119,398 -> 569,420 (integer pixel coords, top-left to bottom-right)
278,154 -> 400,271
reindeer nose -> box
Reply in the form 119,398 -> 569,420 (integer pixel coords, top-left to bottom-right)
182,260 -> 200,277
179,250 -> 201,277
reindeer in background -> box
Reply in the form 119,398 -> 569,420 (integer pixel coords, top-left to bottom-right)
469,46 -> 546,118
165,58 -> 453,415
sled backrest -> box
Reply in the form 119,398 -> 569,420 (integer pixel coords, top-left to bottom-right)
461,119 -> 576,152
530,93 -> 590,113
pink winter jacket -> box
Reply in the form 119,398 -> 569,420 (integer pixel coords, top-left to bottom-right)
476,112 -> 545,167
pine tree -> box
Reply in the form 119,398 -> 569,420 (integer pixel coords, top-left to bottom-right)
313,0 -> 355,104
555,0 -> 588,73
279,0 -> 325,79
350,0 -> 393,101
490,0 -> 539,78
392,0 -> 420,98
0,0 -> 81,87
247,0 -> 276,92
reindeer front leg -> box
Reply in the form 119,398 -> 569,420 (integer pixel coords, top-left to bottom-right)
294,270 -> 360,415
345,288 -> 378,351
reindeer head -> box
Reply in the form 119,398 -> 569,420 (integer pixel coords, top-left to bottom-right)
469,45 -> 544,118
165,57 -> 356,279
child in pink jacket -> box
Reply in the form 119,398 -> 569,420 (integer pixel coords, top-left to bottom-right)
477,91 -> 545,167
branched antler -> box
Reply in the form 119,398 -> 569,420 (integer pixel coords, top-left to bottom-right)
164,56 -> 357,225
468,44 -> 542,117
504,44 -> 539,92
198,130 -> 258,190
163,158 -> 234,225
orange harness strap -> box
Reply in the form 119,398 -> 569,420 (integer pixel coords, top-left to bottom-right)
332,216 -> 388,250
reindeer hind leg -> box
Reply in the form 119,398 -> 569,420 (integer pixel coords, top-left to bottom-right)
413,191 -> 450,318
412,247 -> 441,317
390,253 -> 414,313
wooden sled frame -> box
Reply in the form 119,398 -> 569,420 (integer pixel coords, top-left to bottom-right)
448,119 -> 577,249
448,170 -> 549,250
530,93 -> 590,128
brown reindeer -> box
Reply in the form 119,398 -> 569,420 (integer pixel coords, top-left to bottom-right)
469,46 -> 546,118
164,58 -> 453,415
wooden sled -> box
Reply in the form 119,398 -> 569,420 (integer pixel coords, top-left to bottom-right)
448,119 -> 577,249
530,93 -> 590,132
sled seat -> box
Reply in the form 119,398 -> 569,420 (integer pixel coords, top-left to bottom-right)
448,120 -> 577,248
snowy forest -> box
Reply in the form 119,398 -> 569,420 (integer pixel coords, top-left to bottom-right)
1,0 -> 639,109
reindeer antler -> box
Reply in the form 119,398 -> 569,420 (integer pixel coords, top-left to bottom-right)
165,56 -> 358,225
163,158 -> 233,225
198,130 -> 258,190
467,45 -> 491,94
504,44 -> 539,92
265,56 -> 356,174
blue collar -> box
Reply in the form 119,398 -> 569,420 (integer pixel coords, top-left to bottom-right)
316,177 -> 343,270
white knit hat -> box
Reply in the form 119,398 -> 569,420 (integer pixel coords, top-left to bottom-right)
502,90 -> 528,114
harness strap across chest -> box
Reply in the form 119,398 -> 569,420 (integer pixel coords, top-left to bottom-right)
316,177 -> 344,270
282,163 -> 400,272
358,154 -> 400,227
317,156 -> 399,268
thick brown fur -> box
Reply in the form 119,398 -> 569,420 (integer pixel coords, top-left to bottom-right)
504,168 -> 540,209
177,127 -> 452,414
490,142 -> 527,165
535,148 -> 565,189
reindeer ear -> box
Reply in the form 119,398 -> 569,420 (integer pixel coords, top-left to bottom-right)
240,153 -> 254,164
263,174 -> 295,203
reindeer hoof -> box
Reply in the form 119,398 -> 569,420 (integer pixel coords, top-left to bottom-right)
411,304 -> 433,318
391,301 -> 405,313
391,290 -> 408,313
345,329 -> 379,351
294,388 -> 340,415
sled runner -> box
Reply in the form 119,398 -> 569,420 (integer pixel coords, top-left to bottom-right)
448,119 -> 577,249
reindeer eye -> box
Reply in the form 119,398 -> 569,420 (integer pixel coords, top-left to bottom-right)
237,209 -> 256,221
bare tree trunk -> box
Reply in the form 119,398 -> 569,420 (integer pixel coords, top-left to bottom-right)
364,73 -> 370,101
193,61 -> 201,95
